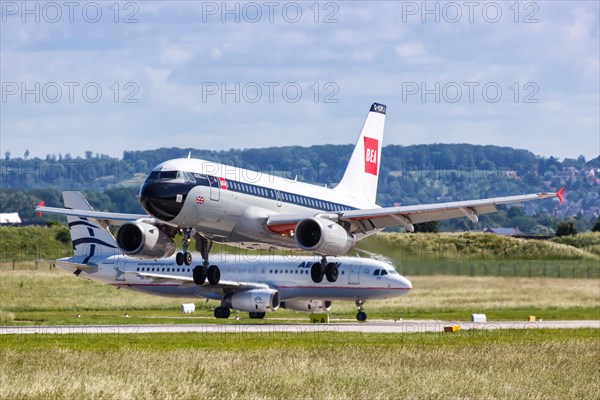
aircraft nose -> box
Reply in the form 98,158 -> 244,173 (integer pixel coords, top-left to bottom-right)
398,276 -> 412,290
140,179 -> 195,222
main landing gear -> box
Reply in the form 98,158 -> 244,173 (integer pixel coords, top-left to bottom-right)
214,307 -> 230,319
355,299 -> 367,322
191,233 -> 221,286
213,310 -> 265,319
175,228 -> 193,266
310,257 -> 339,283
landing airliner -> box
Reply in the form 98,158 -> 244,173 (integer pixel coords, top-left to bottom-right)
53,192 -> 412,321
38,103 -> 564,287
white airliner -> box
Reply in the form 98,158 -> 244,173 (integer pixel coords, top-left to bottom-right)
53,192 -> 412,321
38,103 -> 564,287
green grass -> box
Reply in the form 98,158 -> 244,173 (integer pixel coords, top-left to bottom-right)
358,232 -> 600,279
0,226 -> 72,263
1,268 -> 598,324
360,232 -> 600,262
1,330 -> 598,399
552,232 -> 600,256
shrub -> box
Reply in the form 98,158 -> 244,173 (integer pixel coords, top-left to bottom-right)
556,221 -> 578,237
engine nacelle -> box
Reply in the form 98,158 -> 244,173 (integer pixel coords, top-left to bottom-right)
280,299 -> 333,312
116,221 -> 176,259
223,289 -> 280,313
294,217 -> 355,255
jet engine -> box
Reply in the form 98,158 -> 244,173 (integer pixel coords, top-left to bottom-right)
294,217 -> 355,255
116,221 -> 176,259
280,299 -> 332,312
223,289 -> 280,313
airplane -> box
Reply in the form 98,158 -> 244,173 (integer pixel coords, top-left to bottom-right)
53,191 -> 412,321
37,103 -> 564,287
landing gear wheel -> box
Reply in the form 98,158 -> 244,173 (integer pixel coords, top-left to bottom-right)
355,299 -> 367,321
193,265 -> 206,285
214,307 -> 230,319
311,262 -> 324,283
249,312 -> 266,319
325,262 -> 339,282
207,265 -> 221,285
184,252 -> 192,266
175,252 -> 184,266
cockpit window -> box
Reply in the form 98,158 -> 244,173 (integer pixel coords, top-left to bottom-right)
149,170 -> 197,182
380,270 -> 388,276
157,171 -> 178,180
389,269 -> 398,275
373,269 -> 380,276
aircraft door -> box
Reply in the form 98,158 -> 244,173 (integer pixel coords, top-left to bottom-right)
209,176 -> 220,201
275,190 -> 282,207
115,256 -> 126,281
348,263 -> 361,285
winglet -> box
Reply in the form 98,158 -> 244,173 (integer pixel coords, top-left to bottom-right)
556,187 -> 565,204
36,200 -> 45,217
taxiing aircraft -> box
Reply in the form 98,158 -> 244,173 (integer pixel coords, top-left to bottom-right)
54,192 -> 412,321
37,103 -> 564,286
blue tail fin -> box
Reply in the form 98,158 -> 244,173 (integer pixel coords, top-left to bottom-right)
63,191 -> 118,262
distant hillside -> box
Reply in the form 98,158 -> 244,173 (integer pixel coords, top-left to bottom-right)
1,143 -> 598,230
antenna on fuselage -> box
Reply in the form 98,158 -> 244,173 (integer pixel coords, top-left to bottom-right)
187,151 -> 192,159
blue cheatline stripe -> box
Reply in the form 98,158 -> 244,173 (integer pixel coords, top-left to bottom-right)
218,178 -> 358,212
151,171 -> 359,212
87,227 -> 94,237
68,221 -> 97,229
72,238 -> 117,249
82,244 -> 95,264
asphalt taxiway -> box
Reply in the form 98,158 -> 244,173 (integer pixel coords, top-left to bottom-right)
1,320 -> 598,335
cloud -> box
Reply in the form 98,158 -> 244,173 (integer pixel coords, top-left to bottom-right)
0,1 -> 598,161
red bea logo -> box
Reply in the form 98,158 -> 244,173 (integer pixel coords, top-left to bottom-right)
364,137 -> 378,175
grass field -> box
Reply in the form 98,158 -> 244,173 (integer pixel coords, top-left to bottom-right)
358,232 -> 600,279
1,329 -> 598,400
1,266 -> 598,324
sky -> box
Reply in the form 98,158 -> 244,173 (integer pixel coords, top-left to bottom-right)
1,1 -> 599,161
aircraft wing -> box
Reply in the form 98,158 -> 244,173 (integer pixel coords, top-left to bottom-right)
36,206 -> 148,226
267,189 -> 563,234
127,271 -> 270,292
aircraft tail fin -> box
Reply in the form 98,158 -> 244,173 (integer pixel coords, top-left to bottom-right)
62,191 -> 118,261
334,103 -> 386,205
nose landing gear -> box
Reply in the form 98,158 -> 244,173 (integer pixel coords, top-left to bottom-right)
176,228 -> 193,266
355,299 -> 367,322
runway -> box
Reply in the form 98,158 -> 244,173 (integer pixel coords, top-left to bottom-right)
1,320 -> 598,335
